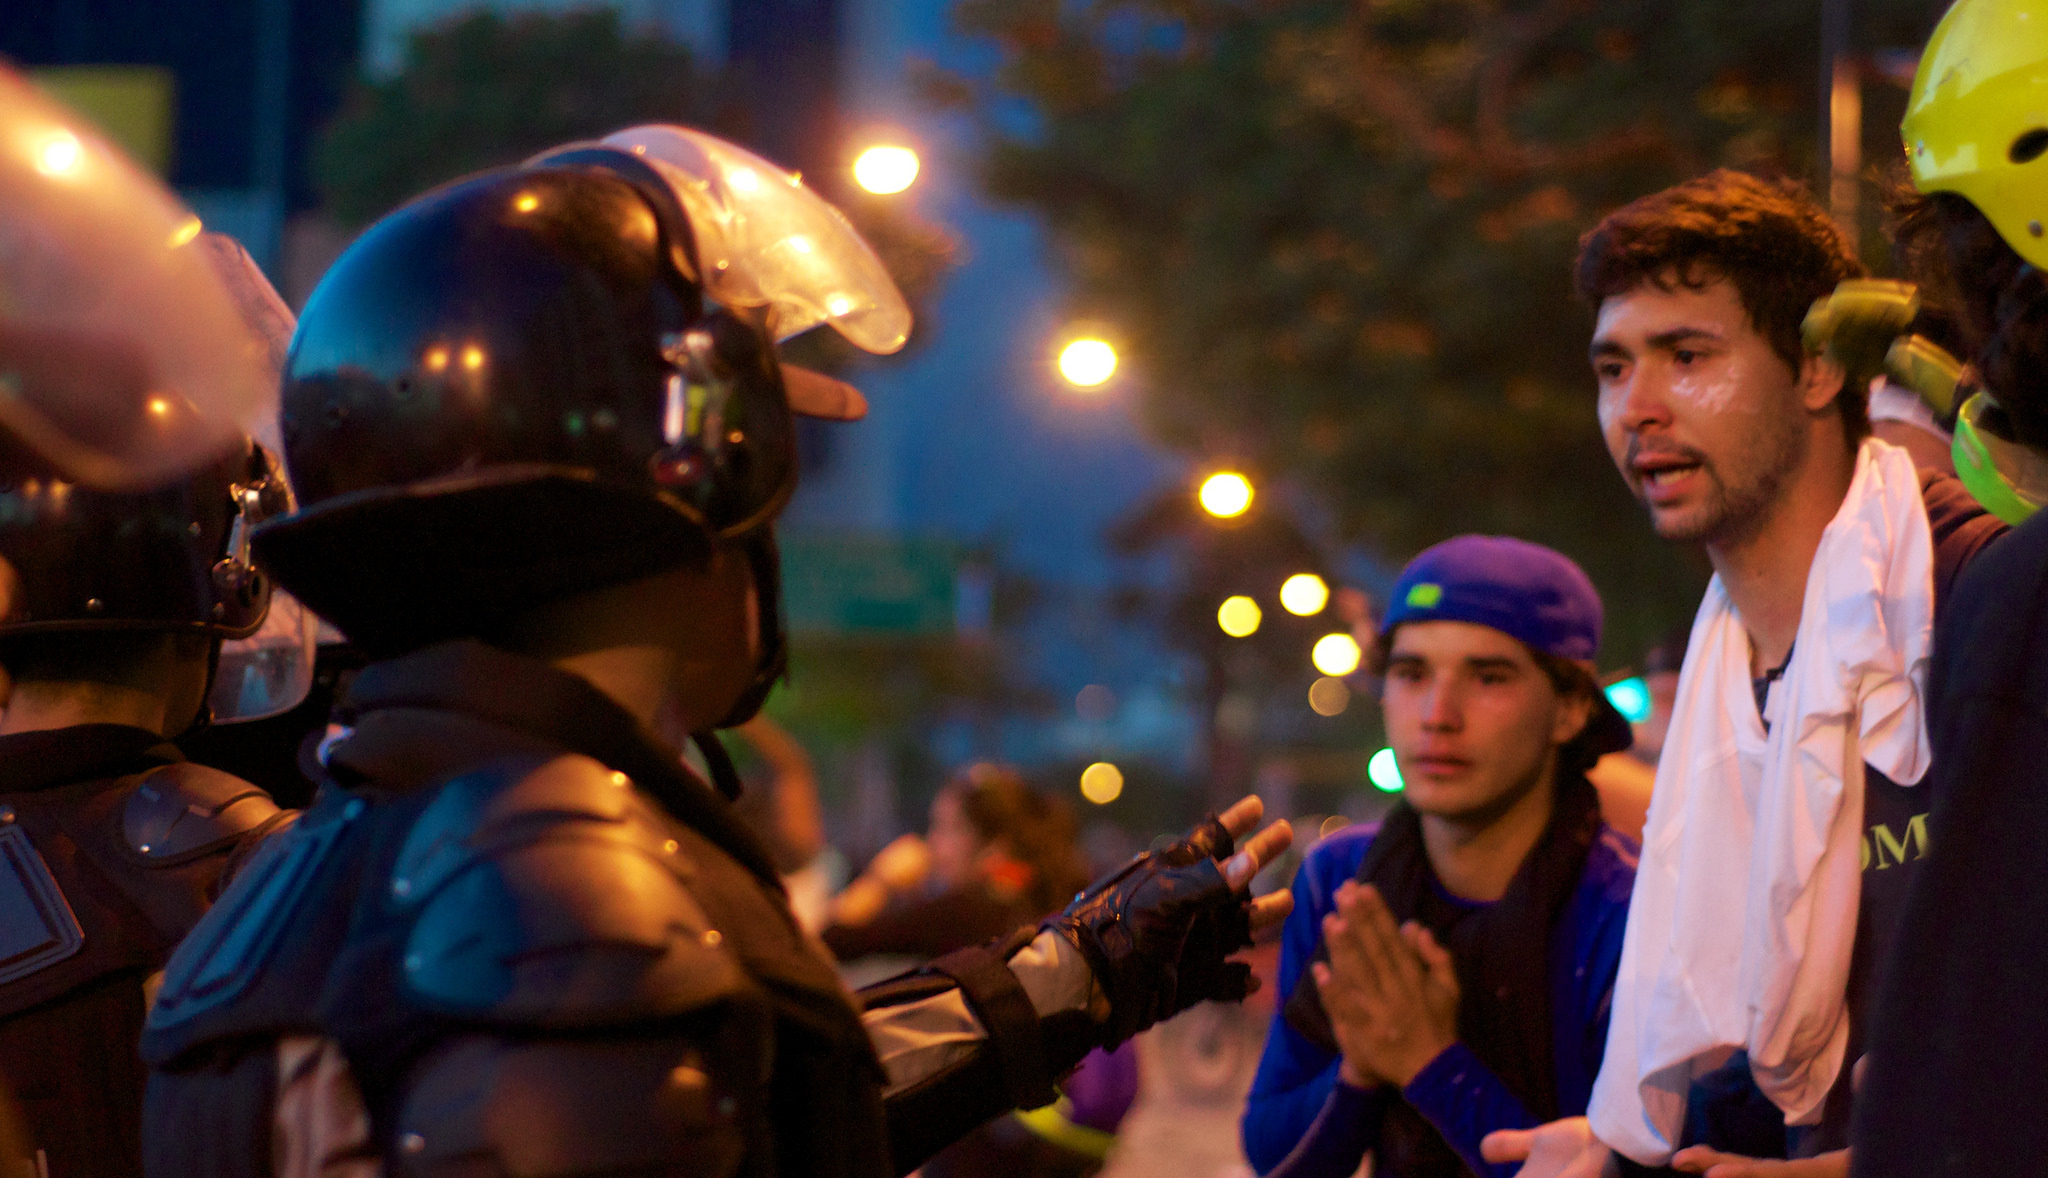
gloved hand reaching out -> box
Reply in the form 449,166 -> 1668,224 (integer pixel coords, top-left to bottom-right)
1045,796 -> 1292,1047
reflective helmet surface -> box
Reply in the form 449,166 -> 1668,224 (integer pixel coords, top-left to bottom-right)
0,440 -> 288,641
256,161 -> 795,651
1905,0 -> 2048,268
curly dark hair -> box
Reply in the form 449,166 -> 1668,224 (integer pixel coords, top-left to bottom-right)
1575,169 -> 1870,438
1886,168 -> 2048,450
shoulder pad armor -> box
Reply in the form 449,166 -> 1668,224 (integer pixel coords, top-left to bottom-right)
124,763 -> 283,863
396,754 -> 750,1027
0,822 -> 84,985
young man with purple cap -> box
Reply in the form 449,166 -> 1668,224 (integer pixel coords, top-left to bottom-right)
1242,535 -> 1640,1178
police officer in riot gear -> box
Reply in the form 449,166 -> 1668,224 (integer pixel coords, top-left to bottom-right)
0,68 -> 316,1178
0,432 -> 299,1178
138,126 -> 1293,1178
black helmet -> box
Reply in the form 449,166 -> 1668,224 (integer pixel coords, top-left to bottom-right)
252,127 -> 907,715
0,436 -> 319,726
0,439 -> 288,642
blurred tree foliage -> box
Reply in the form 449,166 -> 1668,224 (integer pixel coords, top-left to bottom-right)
315,10 -> 989,836
314,8 -> 956,355
932,0 -> 1941,658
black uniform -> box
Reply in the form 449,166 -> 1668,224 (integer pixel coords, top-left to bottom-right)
1851,501 -> 2048,1176
0,724 -> 284,1178
141,643 -> 1135,1178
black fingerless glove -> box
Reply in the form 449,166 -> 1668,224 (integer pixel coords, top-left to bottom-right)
1044,813 -> 1256,1048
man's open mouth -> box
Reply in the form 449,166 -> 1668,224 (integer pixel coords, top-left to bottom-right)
1633,451 -> 1706,493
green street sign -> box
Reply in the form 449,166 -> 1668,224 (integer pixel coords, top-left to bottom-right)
780,534 -> 962,635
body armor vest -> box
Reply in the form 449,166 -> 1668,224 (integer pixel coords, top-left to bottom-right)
140,644 -> 890,1178
0,724 -> 282,1178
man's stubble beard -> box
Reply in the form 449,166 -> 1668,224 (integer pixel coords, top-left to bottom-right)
1647,414 -> 1809,549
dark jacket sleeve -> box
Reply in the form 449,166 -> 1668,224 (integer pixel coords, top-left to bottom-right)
1853,508 -> 2048,1178
1920,469 -> 2007,609
860,928 -> 1102,1176
1242,828 -> 1382,1176
822,884 -> 1025,962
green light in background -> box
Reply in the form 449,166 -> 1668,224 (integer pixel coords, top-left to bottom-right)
1605,676 -> 1653,724
1368,747 -> 1404,793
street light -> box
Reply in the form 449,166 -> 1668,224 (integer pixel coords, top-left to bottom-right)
1279,573 -> 1329,616
1312,632 -> 1362,676
1218,595 -> 1262,637
1058,338 -> 1118,387
853,145 -> 920,194
1080,761 -> 1124,804
1308,676 -> 1350,716
1199,471 -> 1253,518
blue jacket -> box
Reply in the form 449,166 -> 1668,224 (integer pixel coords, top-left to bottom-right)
1242,819 -> 1637,1178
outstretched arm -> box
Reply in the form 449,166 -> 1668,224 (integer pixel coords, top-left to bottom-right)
859,797 -> 1293,1175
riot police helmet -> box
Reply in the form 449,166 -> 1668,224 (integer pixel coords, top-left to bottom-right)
252,126 -> 907,675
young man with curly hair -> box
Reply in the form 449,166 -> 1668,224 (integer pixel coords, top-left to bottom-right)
1485,171 -> 2003,1177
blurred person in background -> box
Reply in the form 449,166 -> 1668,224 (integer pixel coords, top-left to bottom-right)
723,714 -> 833,932
825,763 -> 1090,963
1243,536 -> 1640,1178
1624,628 -> 1689,770
823,764 -> 1134,1178
1488,169 -> 2003,1178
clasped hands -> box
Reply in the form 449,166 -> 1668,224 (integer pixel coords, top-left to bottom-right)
1314,880 -> 1460,1090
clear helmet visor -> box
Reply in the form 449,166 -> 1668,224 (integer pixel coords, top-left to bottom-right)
196,233 -> 313,724
208,587 -> 317,723
0,66 -> 280,490
596,125 -> 912,354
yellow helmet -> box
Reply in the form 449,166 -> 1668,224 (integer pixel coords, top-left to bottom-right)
1905,0 -> 2048,268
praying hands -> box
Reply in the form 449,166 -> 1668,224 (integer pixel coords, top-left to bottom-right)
1314,880 -> 1462,1089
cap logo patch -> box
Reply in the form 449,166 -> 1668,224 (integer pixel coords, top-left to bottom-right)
1406,583 -> 1443,609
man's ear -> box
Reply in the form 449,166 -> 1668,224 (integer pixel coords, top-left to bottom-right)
1552,690 -> 1594,747
1800,352 -> 1850,415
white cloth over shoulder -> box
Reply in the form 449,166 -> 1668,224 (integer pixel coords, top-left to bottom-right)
1589,439 -> 1935,1163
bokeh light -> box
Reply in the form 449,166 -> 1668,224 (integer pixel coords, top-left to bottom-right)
1280,573 -> 1330,616
1605,676 -> 1653,724
1308,676 -> 1350,716
1312,632 -> 1363,677
1218,595 -> 1262,638
1080,761 -> 1124,804
854,145 -> 920,194
1199,471 -> 1253,518
35,131 -> 81,176
1059,338 -> 1118,387
1368,747 -> 1404,793
1076,683 -> 1117,723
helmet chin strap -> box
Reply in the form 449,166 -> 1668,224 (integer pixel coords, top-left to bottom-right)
692,728 -> 744,801
713,528 -> 786,730
172,637 -> 225,742
690,528 -> 789,803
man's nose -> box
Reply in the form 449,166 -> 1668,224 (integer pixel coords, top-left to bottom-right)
1609,367 -> 1672,433
1420,682 -> 1462,730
